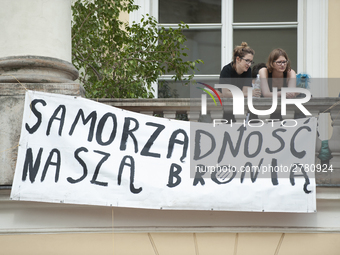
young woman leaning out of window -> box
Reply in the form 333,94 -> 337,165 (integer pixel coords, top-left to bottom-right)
258,48 -> 296,98
219,42 -> 261,98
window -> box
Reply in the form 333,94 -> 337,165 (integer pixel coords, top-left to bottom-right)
233,0 -> 298,71
156,0 -> 299,98
130,0 -> 328,98
157,0 -> 222,98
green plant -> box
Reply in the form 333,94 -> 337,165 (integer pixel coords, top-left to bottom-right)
72,0 -> 203,98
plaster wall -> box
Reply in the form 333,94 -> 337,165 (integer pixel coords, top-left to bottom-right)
0,96 -> 24,184
0,0 -> 72,62
1,232 -> 340,255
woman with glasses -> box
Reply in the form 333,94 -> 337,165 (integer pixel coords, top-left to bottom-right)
219,42 -> 261,98
259,48 -> 296,98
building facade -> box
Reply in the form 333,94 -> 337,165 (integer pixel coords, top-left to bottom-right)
1,0 -> 340,254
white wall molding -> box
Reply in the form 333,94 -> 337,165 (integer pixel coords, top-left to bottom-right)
222,0 -> 233,68
1,188 -> 340,234
305,0 -> 328,81
304,0 -> 329,139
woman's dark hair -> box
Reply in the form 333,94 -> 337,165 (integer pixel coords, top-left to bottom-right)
232,42 -> 255,69
251,63 -> 266,78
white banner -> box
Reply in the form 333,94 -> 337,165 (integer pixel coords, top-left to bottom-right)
11,91 -> 317,212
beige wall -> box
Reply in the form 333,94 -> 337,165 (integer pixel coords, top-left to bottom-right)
1,232 -> 340,255
328,0 -> 340,97
119,10 -> 129,24
327,0 -> 340,138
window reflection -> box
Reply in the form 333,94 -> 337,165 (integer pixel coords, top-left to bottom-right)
234,0 -> 297,23
233,28 -> 297,71
159,0 -> 221,23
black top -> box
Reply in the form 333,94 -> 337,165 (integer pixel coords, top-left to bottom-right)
219,62 -> 252,90
267,70 -> 287,92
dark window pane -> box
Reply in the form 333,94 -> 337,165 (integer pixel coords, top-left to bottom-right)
159,0 -> 221,23
233,28 -> 297,72
234,0 -> 297,22
182,29 -> 221,74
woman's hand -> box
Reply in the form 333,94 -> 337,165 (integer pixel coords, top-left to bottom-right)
285,92 -> 296,98
252,88 -> 262,97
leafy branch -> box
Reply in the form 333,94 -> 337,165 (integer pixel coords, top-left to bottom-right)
72,0 -> 203,98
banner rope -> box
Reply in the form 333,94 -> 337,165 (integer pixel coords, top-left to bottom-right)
1,74 -> 28,91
